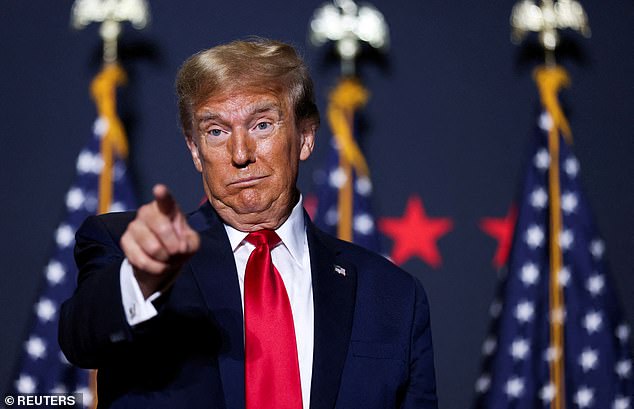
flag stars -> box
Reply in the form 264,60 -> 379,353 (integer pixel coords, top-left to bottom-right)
551,307 -> 566,324
544,346 -> 561,362
534,148 -> 551,171
520,262 -> 540,285
35,298 -> 57,322
328,167 -> 347,188
559,229 -> 574,251
113,162 -> 127,181
590,239 -> 605,260
325,207 -> 338,226
539,112 -> 553,131
482,336 -> 497,355
616,359 -> 632,379
525,224 -> 545,249
510,338 -> 530,360
55,224 -> 75,248
353,213 -> 375,235
558,267 -> 571,287
561,191 -> 578,214
489,300 -> 503,318
564,156 -> 580,178
579,348 -> 599,372
616,324 -> 630,343
583,311 -> 603,334
76,150 -> 103,174
25,336 -> 47,359
505,376 -> 525,398
50,384 -> 68,394
613,396 -> 631,409
66,187 -> 85,210
530,187 -> 548,209
94,117 -> 109,135
515,301 -> 535,323
45,260 -> 66,285
586,274 -> 604,296
540,383 -> 556,403
574,387 -> 594,408
355,176 -> 372,196
475,374 -> 491,393
84,194 -> 99,212
15,374 -> 36,394
109,201 -> 126,212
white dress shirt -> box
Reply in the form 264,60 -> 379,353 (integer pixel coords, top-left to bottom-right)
120,198 -> 314,409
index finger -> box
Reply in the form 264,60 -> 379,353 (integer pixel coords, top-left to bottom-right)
153,184 -> 178,218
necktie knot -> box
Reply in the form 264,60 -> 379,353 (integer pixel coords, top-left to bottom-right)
245,230 -> 281,248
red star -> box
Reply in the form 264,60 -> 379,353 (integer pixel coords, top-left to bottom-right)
479,204 -> 517,269
379,195 -> 453,268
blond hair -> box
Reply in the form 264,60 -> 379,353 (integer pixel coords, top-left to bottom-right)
175,38 -> 320,138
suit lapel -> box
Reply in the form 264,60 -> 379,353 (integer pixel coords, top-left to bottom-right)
188,203 -> 245,409
186,205 -> 357,409
307,219 -> 357,409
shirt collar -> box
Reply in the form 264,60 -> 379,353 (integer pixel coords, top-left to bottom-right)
224,196 -> 306,264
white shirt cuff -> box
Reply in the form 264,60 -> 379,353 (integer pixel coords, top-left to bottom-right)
120,258 -> 161,326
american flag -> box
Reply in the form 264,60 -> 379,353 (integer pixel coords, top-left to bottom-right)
472,110 -> 634,409
8,115 -> 136,407
312,140 -> 380,252
312,78 -> 381,252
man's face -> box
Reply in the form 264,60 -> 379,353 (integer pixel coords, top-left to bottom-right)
187,88 -> 316,230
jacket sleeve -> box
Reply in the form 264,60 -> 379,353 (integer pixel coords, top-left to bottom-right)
401,279 -> 439,409
58,213 -> 135,369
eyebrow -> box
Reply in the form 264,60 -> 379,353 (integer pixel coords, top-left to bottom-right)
250,101 -> 283,117
196,101 -> 284,126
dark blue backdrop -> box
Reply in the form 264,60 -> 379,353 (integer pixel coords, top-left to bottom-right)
1,2 -> 632,408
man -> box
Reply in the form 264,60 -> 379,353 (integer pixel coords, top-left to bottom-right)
59,38 -> 438,409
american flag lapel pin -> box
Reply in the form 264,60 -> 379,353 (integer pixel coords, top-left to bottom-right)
334,264 -> 346,277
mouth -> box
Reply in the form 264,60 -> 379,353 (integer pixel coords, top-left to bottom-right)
229,175 -> 268,188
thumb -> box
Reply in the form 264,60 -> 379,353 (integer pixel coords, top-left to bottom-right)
184,226 -> 201,254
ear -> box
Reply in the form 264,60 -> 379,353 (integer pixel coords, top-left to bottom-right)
298,119 -> 317,161
186,135 -> 203,173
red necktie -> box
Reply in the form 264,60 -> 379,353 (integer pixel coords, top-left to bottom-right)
244,230 -> 303,409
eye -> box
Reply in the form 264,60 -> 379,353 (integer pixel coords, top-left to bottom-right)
256,122 -> 271,130
209,128 -> 222,137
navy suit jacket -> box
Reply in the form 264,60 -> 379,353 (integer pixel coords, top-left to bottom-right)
59,202 -> 438,409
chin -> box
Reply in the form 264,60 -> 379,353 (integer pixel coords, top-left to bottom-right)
232,190 -> 273,214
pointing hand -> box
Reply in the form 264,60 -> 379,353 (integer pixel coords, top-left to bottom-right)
120,184 -> 200,298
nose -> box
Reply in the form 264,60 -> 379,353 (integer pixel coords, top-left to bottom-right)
229,127 -> 255,168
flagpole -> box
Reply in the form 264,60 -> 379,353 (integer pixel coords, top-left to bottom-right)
510,2 -> 589,408
309,0 -> 388,243
327,78 -> 370,241
70,1 -> 149,405
473,3 -> 633,408
541,67 -> 568,409
71,0 -> 149,216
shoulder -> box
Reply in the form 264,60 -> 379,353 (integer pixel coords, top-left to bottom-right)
77,211 -> 137,242
312,226 -> 423,295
